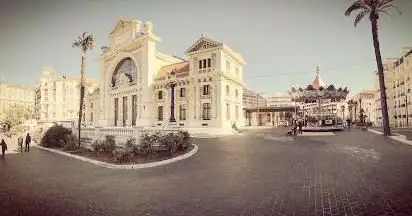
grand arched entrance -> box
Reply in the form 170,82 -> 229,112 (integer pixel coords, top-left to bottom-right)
110,57 -> 140,127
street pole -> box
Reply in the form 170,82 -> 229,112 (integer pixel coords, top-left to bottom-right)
406,95 -> 409,127
256,93 -> 259,127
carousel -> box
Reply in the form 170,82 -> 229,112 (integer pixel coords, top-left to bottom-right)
289,66 -> 349,132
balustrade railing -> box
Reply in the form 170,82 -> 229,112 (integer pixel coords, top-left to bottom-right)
74,126 -> 181,146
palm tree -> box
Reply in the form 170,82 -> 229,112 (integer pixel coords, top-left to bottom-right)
345,0 -> 400,135
72,32 -> 95,147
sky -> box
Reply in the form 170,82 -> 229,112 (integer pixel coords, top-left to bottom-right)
1,0 -> 411,96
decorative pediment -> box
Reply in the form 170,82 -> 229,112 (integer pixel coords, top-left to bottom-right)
185,36 -> 223,54
110,18 -> 141,36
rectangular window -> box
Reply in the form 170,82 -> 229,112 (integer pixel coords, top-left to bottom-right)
158,106 -> 163,121
158,90 -> 163,99
122,96 -> 127,126
91,103 -> 93,109
203,103 -> 211,120
90,112 -> 93,122
114,98 -> 118,126
179,105 -> 186,121
203,59 -> 207,69
226,103 -> 230,120
203,85 -> 210,95
207,58 -> 211,68
267,113 -> 271,122
226,60 -> 231,72
199,60 -> 202,69
180,88 -> 186,97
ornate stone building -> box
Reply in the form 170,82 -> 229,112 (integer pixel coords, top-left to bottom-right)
87,18 -> 246,131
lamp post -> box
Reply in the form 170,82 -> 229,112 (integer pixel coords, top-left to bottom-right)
405,95 -> 409,127
359,98 -> 363,124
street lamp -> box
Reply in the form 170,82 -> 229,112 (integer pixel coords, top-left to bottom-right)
405,95 -> 409,127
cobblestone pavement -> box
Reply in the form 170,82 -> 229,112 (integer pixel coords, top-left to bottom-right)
1,128 -> 412,216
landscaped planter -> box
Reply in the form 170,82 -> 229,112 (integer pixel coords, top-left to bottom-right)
39,126 -> 194,166
63,144 -> 195,165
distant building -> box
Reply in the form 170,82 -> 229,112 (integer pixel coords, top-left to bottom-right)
348,90 -> 376,124
35,67 -> 99,123
243,88 -> 266,108
0,81 -> 34,114
267,92 -> 294,107
375,47 -> 412,128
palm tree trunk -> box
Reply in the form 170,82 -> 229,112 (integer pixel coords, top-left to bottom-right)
78,52 -> 86,147
371,17 -> 391,136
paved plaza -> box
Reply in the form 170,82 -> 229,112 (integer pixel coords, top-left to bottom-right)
1,128 -> 412,216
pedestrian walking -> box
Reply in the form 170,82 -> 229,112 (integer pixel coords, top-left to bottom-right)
293,120 -> 298,136
18,135 -> 23,153
25,133 -> 31,152
298,119 -> 303,134
1,139 -> 7,157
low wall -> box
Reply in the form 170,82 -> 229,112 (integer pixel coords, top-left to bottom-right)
73,126 -> 181,146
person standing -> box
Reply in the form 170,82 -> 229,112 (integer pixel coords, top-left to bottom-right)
298,118 -> 303,134
18,135 -> 23,153
1,139 -> 7,157
25,133 -> 31,152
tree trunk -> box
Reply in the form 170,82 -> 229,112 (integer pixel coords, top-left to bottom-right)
78,53 -> 86,147
371,17 -> 391,136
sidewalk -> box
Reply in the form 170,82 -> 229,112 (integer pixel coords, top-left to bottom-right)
0,133 -> 37,155
367,128 -> 412,146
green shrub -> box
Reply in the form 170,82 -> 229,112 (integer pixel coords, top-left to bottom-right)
177,131 -> 192,151
139,132 -> 161,154
91,135 -> 116,153
112,148 -> 132,163
159,133 -> 179,154
125,138 -> 139,155
40,125 -> 72,148
62,134 -> 79,151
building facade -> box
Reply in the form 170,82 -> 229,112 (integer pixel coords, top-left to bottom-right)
243,88 -> 267,109
375,47 -> 412,128
35,68 -> 98,123
266,92 -> 293,107
0,82 -> 34,114
91,18 -> 245,131
348,90 -> 376,124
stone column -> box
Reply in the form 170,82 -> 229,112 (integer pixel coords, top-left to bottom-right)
169,83 -> 176,122
118,97 -> 123,127
127,95 -> 133,126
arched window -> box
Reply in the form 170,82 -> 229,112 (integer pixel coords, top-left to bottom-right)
111,57 -> 137,87
226,85 -> 230,96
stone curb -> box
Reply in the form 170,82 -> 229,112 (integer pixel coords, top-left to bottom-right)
367,129 -> 412,146
34,144 -> 199,169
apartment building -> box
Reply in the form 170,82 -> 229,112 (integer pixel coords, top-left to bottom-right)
243,87 -> 267,109
0,82 -> 34,114
35,68 -> 99,123
375,47 -> 412,128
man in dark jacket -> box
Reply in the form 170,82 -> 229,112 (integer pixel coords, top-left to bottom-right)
1,139 -> 7,157
25,133 -> 31,152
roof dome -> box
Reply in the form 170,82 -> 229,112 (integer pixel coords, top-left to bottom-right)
311,66 -> 326,90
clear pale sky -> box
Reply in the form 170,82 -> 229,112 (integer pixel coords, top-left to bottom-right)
1,0 -> 411,96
